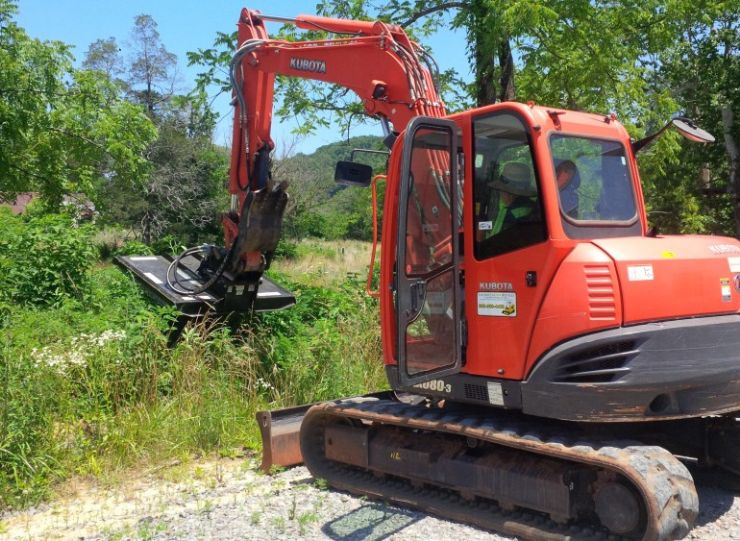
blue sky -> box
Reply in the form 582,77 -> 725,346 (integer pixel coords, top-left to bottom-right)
17,1 -> 471,154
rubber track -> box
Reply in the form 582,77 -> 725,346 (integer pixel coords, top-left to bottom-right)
300,397 -> 699,541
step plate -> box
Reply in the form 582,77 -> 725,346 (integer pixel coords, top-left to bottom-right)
115,254 -> 295,315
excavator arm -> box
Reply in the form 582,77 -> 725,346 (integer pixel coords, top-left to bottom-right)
117,7 -> 445,318
224,8 -> 446,275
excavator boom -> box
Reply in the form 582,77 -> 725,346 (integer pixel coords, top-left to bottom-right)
117,7 -> 444,318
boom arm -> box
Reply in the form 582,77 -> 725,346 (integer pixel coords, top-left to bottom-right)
224,8 -> 446,271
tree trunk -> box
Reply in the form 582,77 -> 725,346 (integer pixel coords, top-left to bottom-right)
721,107 -> 739,237
142,209 -> 152,244
475,43 -> 497,106
470,0 -> 514,106
498,39 -> 515,102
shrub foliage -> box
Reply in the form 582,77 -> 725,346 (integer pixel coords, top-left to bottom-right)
0,212 -> 383,509
0,211 -> 96,307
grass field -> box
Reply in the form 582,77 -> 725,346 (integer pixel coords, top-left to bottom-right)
0,227 -> 385,511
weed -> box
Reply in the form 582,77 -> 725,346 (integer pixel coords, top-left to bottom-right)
104,528 -> 126,541
272,515 -> 287,532
197,499 -> 214,515
288,494 -> 297,520
136,519 -> 167,540
298,511 -> 319,535
268,464 -> 286,476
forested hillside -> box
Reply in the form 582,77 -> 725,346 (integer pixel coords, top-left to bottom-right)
278,135 -> 387,240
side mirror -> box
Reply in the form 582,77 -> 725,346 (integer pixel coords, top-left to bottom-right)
632,116 -> 715,154
335,161 -> 372,187
670,117 -> 715,144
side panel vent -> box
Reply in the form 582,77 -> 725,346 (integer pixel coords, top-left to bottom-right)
553,340 -> 638,383
464,383 -> 489,402
584,265 -> 616,321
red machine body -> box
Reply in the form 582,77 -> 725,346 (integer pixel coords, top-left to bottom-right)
380,104 -> 740,376
377,103 -> 740,421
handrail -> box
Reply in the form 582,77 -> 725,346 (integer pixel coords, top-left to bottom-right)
366,174 -> 386,298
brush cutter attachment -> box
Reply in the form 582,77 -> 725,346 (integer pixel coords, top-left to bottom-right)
115,253 -> 295,316
116,181 -> 294,317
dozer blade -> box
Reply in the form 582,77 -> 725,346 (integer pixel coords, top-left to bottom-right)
256,391 -> 393,473
256,404 -> 312,472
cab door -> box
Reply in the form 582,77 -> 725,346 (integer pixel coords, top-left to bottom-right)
396,117 -> 463,386
466,108 -> 557,381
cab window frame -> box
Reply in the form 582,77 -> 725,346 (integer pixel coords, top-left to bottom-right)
472,110 -> 548,261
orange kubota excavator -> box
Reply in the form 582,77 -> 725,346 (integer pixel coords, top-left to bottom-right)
118,8 -> 740,541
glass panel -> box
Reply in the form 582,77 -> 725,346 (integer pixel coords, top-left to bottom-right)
405,270 -> 456,375
404,128 -> 453,277
473,113 -> 546,259
550,135 -> 637,223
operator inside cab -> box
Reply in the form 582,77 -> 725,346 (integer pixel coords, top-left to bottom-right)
486,162 -> 539,236
555,159 -> 580,218
475,156 -> 544,258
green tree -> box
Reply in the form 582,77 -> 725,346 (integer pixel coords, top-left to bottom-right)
82,37 -> 124,81
103,14 -> 231,244
127,14 -> 177,117
100,89 -> 228,244
0,0 -> 155,207
636,1 -> 739,236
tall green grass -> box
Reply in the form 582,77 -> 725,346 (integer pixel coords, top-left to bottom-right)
0,212 -> 384,509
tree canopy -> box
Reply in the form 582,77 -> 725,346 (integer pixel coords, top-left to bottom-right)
0,1 -> 228,244
0,0 -> 155,207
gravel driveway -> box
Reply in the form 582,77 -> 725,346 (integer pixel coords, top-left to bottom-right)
2,456 -> 739,540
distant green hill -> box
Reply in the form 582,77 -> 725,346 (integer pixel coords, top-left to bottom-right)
277,135 -> 388,240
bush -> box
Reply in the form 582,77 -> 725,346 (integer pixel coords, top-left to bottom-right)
93,228 -> 131,260
114,239 -> 154,257
150,234 -> 187,257
0,212 -> 96,307
273,239 -> 299,259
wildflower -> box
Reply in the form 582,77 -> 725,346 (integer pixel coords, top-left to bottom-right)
30,329 -> 127,373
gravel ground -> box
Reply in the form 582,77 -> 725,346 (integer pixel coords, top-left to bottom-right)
2,456 -> 739,541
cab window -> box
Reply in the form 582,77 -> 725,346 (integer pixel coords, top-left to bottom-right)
473,112 -> 546,260
550,135 -> 637,225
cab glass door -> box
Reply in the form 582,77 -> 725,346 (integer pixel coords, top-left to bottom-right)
396,117 -> 461,385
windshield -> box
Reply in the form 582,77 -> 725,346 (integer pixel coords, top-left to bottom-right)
550,135 -> 637,224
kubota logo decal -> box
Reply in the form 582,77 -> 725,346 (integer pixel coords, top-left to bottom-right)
289,57 -> 326,73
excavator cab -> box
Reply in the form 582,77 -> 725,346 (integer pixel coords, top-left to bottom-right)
384,102 -> 740,427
